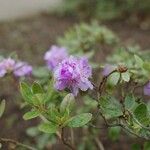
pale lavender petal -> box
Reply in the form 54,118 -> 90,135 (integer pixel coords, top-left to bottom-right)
144,82 -> 150,96
14,61 -> 32,77
44,45 -> 68,71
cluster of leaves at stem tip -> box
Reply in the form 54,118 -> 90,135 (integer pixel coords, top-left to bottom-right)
20,82 -> 93,134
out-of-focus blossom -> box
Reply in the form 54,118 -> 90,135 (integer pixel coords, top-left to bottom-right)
144,81 -> 150,96
1,58 -> 15,72
44,45 -> 68,71
0,57 -> 32,78
0,62 -> 6,77
102,64 -> 116,76
54,56 -> 93,96
0,58 -> 15,77
14,62 -> 32,77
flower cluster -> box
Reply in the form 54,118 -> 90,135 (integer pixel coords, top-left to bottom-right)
44,45 -> 93,96
0,58 -> 32,78
44,45 -> 68,71
54,56 -> 93,96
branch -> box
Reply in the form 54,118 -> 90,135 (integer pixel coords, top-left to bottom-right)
0,138 -> 36,150
61,128 -> 75,150
94,137 -> 105,150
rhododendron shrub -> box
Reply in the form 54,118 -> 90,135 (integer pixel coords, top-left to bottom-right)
0,27 -> 150,149
19,46 -> 150,149
44,45 -> 68,71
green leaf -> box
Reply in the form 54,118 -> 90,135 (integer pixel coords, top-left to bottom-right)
124,94 -> 137,111
134,54 -> 144,67
32,67 -> 50,78
26,127 -> 39,137
31,93 -> 46,106
32,82 -> 44,94
131,144 -> 141,150
122,72 -> 130,82
109,72 -> 120,85
134,104 -> 150,126
144,142 -> 150,150
20,82 -> 33,104
60,93 -> 75,113
99,96 -> 123,119
38,123 -> 58,133
23,110 -> 40,120
0,100 -> 5,118
108,126 -> 121,141
67,113 -> 92,128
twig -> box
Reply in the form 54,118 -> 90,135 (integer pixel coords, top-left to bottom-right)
94,137 -> 105,150
99,70 -> 117,97
70,128 -> 75,147
0,138 -> 36,150
61,128 -> 75,150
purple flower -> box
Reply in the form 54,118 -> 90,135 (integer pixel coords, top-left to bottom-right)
0,58 -> 15,77
1,58 -> 15,72
14,62 -> 32,77
102,64 -> 116,76
144,81 -> 150,96
44,45 -> 68,71
54,56 -> 93,96
0,62 -> 6,77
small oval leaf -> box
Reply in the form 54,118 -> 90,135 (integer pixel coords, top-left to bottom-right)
23,110 -> 40,120
67,113 -> 92,128
60,93 -> 75,113
38,123 -> 58,133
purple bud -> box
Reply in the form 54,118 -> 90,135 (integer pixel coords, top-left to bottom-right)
14,62 -> 32,77
54,56 -> 93,96
44,45 -> 68,71
144,81 -> 150,96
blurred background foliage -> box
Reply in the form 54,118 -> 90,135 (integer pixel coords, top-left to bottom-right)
57,0 -> 150,21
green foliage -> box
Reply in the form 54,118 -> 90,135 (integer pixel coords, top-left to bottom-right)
108,126 -> 121,141
58,22 -> 118,57
23,110 -> 40,120
58,0 -> 150,21
131,143 -> 141,150
20,82 -> 92,135
144,142 -> 150,150
20,82 -> 33,104
26,126 -> 57,149
99,96 -> 123,119
134,104 -> 150,126
0,100 -> 5,118
60,93 -> 75,113
106,46 -> 150,83
67,113 -> 92,128
38,123 -> 59,134
124,94 -> 138,111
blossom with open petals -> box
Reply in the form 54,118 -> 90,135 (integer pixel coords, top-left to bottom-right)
44,45 -> 68,71
54,56 -> 93,96
14,62 -> 32,77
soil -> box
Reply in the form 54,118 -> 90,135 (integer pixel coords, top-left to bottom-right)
0,14 -> 149,150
